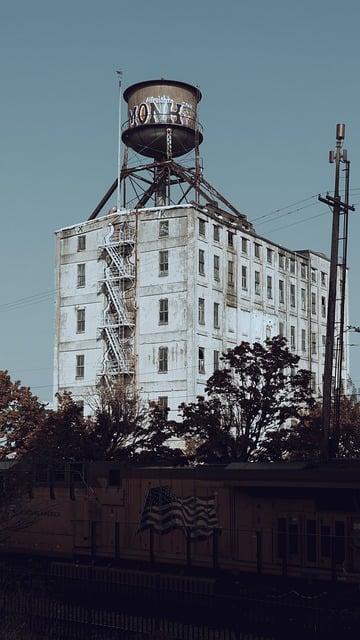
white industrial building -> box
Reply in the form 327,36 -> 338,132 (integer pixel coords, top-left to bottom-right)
53,79 -> 350,419
53,204 -> 348,420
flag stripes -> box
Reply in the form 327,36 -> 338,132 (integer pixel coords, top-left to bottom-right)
138,485 -> 219,539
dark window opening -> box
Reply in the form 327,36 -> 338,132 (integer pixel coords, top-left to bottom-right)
306,519 -> 317,562
277,517 -> 287,559
320,524 -> 331,557
288,520 -> 299,555
334,520 -> 345,564
108,469 -> 121,486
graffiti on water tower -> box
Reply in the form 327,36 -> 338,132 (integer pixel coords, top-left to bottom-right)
128,94 -> 194,129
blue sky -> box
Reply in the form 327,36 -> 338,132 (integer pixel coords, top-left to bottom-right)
1,0 -> 360,404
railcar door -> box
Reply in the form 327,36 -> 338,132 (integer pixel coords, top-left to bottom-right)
277,515 -> 302,567
317,517 -> 345,571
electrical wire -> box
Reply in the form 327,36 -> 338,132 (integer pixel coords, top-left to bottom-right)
0,290 -> 55,312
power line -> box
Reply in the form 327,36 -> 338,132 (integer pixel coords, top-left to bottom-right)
0,290 -> 55,312
258,210 -> 329,235
251,195 -> 319,223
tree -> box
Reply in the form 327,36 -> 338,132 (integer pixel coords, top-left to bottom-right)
0,461 -> 36,544
176,337 -> 315,462
34,392 -> 92,461
277,389 -> 360,460
0,370 -> 185,464
84,381 -> 148,460
259,403 -> 323,461
85,382 -> 185,462
336,387 -> 360,457
133,401 -> 187,465
0,371 -> 47,459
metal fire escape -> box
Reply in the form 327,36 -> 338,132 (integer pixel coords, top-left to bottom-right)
98,220 -> 135,384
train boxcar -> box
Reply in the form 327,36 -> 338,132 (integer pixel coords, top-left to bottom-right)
2,459 -> 360,587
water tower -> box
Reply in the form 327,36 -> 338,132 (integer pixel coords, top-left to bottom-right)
121,79 -> 203,160
88,78 -> 248,223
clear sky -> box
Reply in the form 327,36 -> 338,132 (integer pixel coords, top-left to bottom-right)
1,0 -> 360,404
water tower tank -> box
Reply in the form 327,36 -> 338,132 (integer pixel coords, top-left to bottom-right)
122,79 -> 203,159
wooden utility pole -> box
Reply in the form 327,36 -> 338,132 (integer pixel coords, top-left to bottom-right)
319,124 -> 355,459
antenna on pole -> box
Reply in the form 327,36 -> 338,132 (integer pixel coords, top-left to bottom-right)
116,70 -> 123,211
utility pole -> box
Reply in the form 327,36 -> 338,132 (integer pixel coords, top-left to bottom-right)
319,124 -> 355,460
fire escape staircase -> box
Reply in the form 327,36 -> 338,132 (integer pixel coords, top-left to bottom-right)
99,223 -> 135,382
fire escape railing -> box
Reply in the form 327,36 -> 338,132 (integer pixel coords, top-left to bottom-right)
98,222 -> 135,383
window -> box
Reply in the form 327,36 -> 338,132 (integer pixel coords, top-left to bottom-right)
213,225 -> 220,242
213,350 -> 219,371
266,248 -> 273,264
255,270 -> 260,295
290,325 -> 296,351
213,255 -> 220,281
199,249 -> 205,275
198,297 -> 205,325
159,298 -> 168,324
76,308 -> 85,333
228,231 -> 234,247
108,469 -> 121,486
158,396 -> 168,418
213,302 -> 220,328
77,235 -> 86,251
311,268 -> 317,283
267,275 -> 273,299
289,518 -> 299,555
254,243 -> 261,259
321,271 -> 326,287
310,372 -> 316,394
311,292 -> 316,315
301,288 -> 306,311
311,332 -> 317,355
300,263 -> 307,279
289,258 -> 295,274
320,524 -> 331,558
228,260 -> 234,287
159,250 -> 168,275
334,521 -> 345,565
241,237 -> 248,254
158,347 -> 168,373
279,279 -> 284,304
77,263 -> 85,288
279,321 -> 284,337
279,254 -> 285,269
241,265 -> 247,290
277,518 -> 287,560
306,520 -> 317,563
301,328 -> 306,352
290,283 -> 296,308
321,296 -> 326,318
199,219 -> 206,237
198,347 -> 205,373
76,354 -> 84,379
159,220 -> 169,237
75,400 -> 84,415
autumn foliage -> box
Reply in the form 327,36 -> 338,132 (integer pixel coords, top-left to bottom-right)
1,336 -> 360,464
